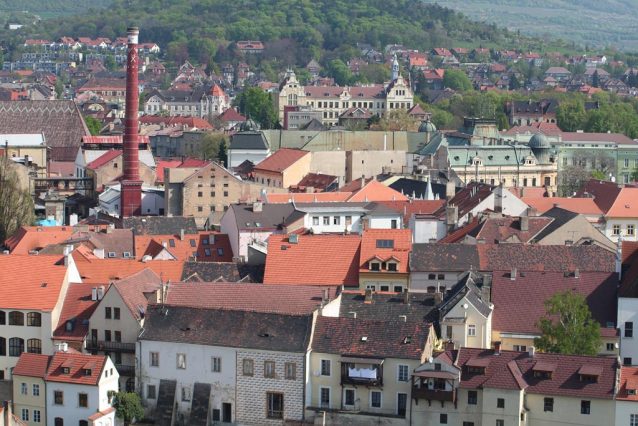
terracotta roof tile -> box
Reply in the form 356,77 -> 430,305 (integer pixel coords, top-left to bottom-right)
605,188 -> 638,218
73,254 -> 183,284
0,255 -> 68,311
134,232 -> 233,262
112,268 -> 162,320
618,366 -> 638,400
523,197 -> 604,216
264,234 -> 361,286
622,241 -> 638,265
4,226 -> 75,254
360,229 -> 412,273
345,180 -> 408,202
164,282 -> 338,313
376,200 -> 445,226
254,148 -> 310,173
312,316 -> 431,360
84,149 -> 122,170
266,192 -> 352,203
491,270 -> 618,336
45,352 -> 108,385
472,217 -> 552,244
181,262 -> 265,283
53,282 -> 101,341
13,353 -> 52,378
575,179 -> 631,213
439,217 -> 481,243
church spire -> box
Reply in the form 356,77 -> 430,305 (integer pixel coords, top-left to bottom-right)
391,54 -> 399,82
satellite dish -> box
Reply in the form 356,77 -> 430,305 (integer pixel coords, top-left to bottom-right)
463,303 -> 469,309
428,357 -> 434,363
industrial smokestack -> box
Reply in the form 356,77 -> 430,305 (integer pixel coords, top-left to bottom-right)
120,27 -> 143,218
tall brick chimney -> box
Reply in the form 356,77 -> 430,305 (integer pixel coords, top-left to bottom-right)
120,27 -> 143,218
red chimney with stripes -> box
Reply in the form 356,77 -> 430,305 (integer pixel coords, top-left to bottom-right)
120,27 -> 143,218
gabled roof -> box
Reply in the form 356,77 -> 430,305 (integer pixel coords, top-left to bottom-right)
575,179 -> 631,212
440,271 -> 492,318
265,192 -> 352,203
134,232 -> 233,262
254,148 -> 309,173
471,216 -> 552,244
65,229 -> 134,259
141,304 -> 313,353
605,188 -> 638,218
4,226 -> 75,254
229,202 -> 304,231
53,282 -> 101,341
344,179 -> 408,202
73,254 -> 183,284
164,282 -> 338,314
13,353 -> 52,378
290,173 -> 339,192
491,270 -> 618,336
45,352 -> 108,385
618,366 -> 638,401
339,291 -> 438,323
111,268 -> 162,320
376,200 -> 446,227
264,234 -> 361,286
523,197 -> 604,216
229,131 -> 269,150
410,244 -> 480,271
0,255 -> 68,311
219,108 -> 246,122
312,316 -> 431,360
360,229 -> 412,273
528,207 -> 581,242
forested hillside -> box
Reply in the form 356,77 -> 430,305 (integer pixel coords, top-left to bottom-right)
0,0 -> 113,14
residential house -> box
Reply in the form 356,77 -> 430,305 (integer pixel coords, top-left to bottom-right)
144,85 -> 229,119
236,41 -> 264,54
411,346 -> 618,426
491,270 -> 619,354
617,255 -> 638,367
338,290 -> 439,324
602,188 -> 638,242
307,316 -> 433,424
12,353 -> 50,426
422,69 -> 445,90
522,197 -> 604,225
133,231 -> 233,262
4,226 -> 75,255
543,67 -> 572,82
86,268 -> 162,392
253,148 -> 311,189
52,282 -> 100,352
138,304 -> 313,425
227,120 -> 270,169
359,229 -> 412,293
44,350 -> 118,426
297,202 -> 404,234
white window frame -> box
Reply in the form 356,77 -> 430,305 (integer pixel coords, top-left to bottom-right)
33,383 -> 39,396
398,364 -> 409,382
631,414 -> 638,426
177,353 -> 187,369
370,390 -> 382,409
320,359 -> 331,376
21,382 -> 27,395
150,352 -> 159,367
33,409 -> 41,423
21,409 -> 28,422
211,357 -> 221,373
319,386 -> 331,409
344,388 -> 356,407
468,324 -> 477,337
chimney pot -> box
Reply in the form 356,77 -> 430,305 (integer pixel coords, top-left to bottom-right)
180,229 -> 185,241
574,268 -> 579,278
364,288 -> 373,303
510,268 -> 517,280
520,216 -> 529,232
322,289 -> 328,304
97,286 -> 105,300
91,287 -> 97,301
529,346 -> 535,357
403,289 -> 410,304
494,341 -> 502,355
4,400 -> 11,426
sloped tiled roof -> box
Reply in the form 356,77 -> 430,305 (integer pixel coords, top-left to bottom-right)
360,229 -> 412,273
575,179 -> 631,213
345,179 -> 408,202
472,217 -> 552,244
73,254 -> 183,284
112,268 -> 162,320
13,353 -> 52,378
264,234 -> 361,286
438,217 -> 481,244
376,200 -> 446,227
134,232 -> 233,262
141,304 -> 313,353
265,192 -> 352,203
84,149 -> 122,170
491,270 -> 618,336
53,282 -> 101,341
523,197 -> 604,215
164,282 -> 337,314
45,352 -> 108,385
618,366 -> 638,401
312,316 -> 431,360
254,148 -> 309,173
122,216 -> 198,235
339,291 -> 438,323
181,261 -> 264,283
4,226 -> 75,254
0,255 -> 68,311
410,244 -> 480,271
605,188 -> 638,218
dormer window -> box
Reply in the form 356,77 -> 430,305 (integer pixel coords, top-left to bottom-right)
533,361 -> 556,379
62,367 -> 70,374
84,369 -> 92,376
578,365 -> 602,383
629,389 -> 636,396
580,374 -> 599,383
370,262 -> 380,271
466,357 -> 490,374
467,366 -> 485,374
388,263 -> 398,272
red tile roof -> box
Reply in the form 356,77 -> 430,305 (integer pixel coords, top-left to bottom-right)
219,109 -> 246,122
605,188 -> 638,218
618,366 -> 638,401
561,132 -> 636,145
4,226 -> 75,254
491,270 -> 618,336
622,241 -> 638,265
13,353 -> 52,378
266,192 -> 352,203
254,148 -> 310,173
264,234 -> 361,286
523,197 -> 604,215
345,180 -> 408,202
439,217 -> 481,243
72,254 -> 184,284
312,316 -> 431,360
575,179 -> 631,213
472,217 -> 552,244
508,186 -> 551,198
53,282 -> 101,341
446,347 -> 617,399
84,149 -> 122,170
0,255 -> 68,311
360,229 -> 412,274
376,200 -> 445,226
45,352 -> 108,385
177,158 -> 211,169
134,232 -> 233,262
111,268 -> 162,320
155,160 -> 182,182
164,282 -> 338,313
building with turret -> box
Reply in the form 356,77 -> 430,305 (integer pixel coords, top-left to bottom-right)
276,61 -> 414,126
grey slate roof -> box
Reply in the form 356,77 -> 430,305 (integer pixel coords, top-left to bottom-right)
389,177 -> 460,199
410,244 -> 480,272
530,207 -> 578,243
230,203 -> 305,230
181,261 -> 265,283
141,304 -> 313,353
440,271 -> 492,318
339,291 -> 438,323
229,131 -> 269,150
123,216 -> 198,236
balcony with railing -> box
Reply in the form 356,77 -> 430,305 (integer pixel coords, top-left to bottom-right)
412,387 -> 456,403
86,340 -> 136,353
411,371 -> 458,404
340,356 -> 384,387
115,364 -> 135,377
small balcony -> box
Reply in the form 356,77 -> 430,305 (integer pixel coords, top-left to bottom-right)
115,364 -> 135,377
412,388 -> 456,403
340,356 -> 384,387
86,340 -> 136,353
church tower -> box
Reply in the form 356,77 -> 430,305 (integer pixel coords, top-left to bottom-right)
391,54 -> 400,82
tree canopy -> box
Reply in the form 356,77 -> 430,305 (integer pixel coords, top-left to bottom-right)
442,69 -> 472,91
534,290 -> 602,356
0,157 -> 34,242
83,115 -> 102,136
234,87 -> 278,129
108,391 -> 144,424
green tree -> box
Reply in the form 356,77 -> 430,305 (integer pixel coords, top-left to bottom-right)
218,138 -> 228,166
83,115 -> 102,136
0,157 -> 34,243
0,50 -> 4,70
358,65 -> 391,84
509,75 -> 521,90
138,91 -> 147,111
235,87 -> 278,129
555,100 -> 586,132
631,166 -> 638,183
329,59 -> 353,86
54,80 -> 64,99
104,55 -> 117,72
200,133 -> 229,160
108,392 -> 144,425
187,38 -> 217,63
442,69 -> 472,91
496,113 -> 510,131
534,290 -> 602,356
374,109 -> 419,131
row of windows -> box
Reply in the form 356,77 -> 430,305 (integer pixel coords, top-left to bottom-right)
318,359 -> 410,381
197,190 -> 229,198
613,225 -> 636,236
0,337 -> 41,356
258,177 -> 282,188
365,283 -> 404,292
319,387 -> 394,410
104,307 -> 120,320
20,382 -> 39,396
463,391 -> 591,416
53,390 -> 89,408
197,205 -> 229,213
0,311 -> 41,326
20,409 -> 41,423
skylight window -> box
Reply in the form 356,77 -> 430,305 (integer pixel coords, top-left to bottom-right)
189,239 -> 196,247
361,336 -> 368,342
169,239 -> 175,247
376,239 -> 394,248
108,252 -> 116,258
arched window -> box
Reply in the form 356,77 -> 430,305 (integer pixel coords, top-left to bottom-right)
9,311 -> 24,326
55,418 -> 64,426
27,339 -> 41,354
428,274 -> 436,280
27,312 -> 41,327
0,337 -> 5,356
9,338 -> 24,356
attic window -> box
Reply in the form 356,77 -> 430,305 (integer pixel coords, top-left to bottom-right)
203,239 -> 209,245
467,366 -> 485,374
41,283 -> 47,287
189,239 -> 196,247
37,228 -> 42,232
84,369 -> 92,376
108,252 -> 116,258
62,367 -> 70,374
82,319 -> 89,326
169,239 -> 175,247
388,263 -> 398,272
376,239 -> 394,248
123,252 -> 131,258
370,262 -> 380,271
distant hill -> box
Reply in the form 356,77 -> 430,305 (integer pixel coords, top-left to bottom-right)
428,0 -> 638,51
0,0 -> 113,14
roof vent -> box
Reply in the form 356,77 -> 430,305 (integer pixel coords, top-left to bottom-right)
41,283 -> 47,287
361,336 -> 368,342
403,336 -> 412,344
281,245 -> 287,250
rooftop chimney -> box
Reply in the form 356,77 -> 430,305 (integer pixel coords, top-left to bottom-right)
574,268 -> 579,279
403,289 -> 410,304
322,289 -> 328,304
91,287 -> 97,301
529,346 -> 535,358
510,268 -> 517,280
494,341 -> 501,355
4,400 -> 11,426
97,286 -> 105,301
520,216 -> 529,232
180,229 -> 185,241
120,27 -> 143,218
364,288 -> 373,303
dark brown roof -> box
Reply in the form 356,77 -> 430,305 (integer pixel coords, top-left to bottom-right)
0,100 -> 91,161
339,291 -> 438,323
181,261 -> 265,283
312,316 -> 431,360
122,216 -> 198,236
410,244 -> 480,271
575,179 -> 632,213
141,304 -> 313,353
